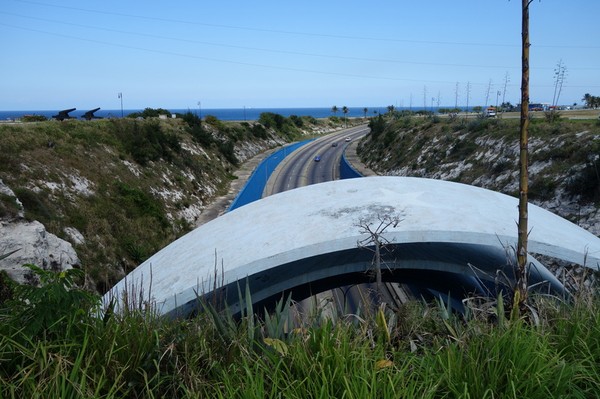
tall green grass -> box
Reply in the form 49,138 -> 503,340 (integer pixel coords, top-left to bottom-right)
1,266 -> 600,398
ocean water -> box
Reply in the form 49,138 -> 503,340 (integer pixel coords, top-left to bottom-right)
0,106 -> 430,121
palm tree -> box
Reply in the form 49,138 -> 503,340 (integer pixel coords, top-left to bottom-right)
342,106 -> 349,128
582,93 -> 592,108
331,105 -> 338,116
363,107 -> 368,119
387,105 -> 395,119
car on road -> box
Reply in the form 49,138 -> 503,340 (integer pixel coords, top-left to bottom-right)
331,142 -> 338,147
314,156 -> 321,162
345,137 -> 351,142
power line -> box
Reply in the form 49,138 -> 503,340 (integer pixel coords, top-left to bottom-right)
10,0 -> 600,50
3,12 -> 599,73
3,22 -> 599,91
0,22 -> 486,85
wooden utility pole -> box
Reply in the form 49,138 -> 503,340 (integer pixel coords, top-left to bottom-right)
516,0 -> 533,312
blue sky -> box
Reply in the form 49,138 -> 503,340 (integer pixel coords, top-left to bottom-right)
1,0 -> 599,110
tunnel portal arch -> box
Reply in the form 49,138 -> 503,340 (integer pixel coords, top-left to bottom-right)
103,177 -> 600,317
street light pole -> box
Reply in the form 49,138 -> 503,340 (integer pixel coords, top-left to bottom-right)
496,90 -> 501,118
197,101 -> 202,120
118,92 -> 123,118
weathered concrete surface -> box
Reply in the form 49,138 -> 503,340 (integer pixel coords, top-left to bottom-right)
104,176 -> 600,316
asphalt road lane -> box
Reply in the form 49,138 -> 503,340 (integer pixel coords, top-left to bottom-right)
265,125 -> 369,196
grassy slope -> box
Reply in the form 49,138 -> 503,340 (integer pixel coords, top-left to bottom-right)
0,115 -> 340,293
358,112 -> 600,227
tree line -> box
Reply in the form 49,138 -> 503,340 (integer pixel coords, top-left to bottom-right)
582,93 -> 600,109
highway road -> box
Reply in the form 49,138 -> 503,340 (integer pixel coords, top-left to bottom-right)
264,125 -> 369,196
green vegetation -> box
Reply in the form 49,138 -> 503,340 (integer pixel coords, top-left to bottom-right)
582,93 -> 600,109
20,114 -> 48,122
258,112 -> 304,138
1,266 -> 599,397
566,161 -> 600,202
0,113 -> 340,294
126,107 -> 172,119
0,192 -> 21,219
358,112 -> 600,204
109,119 -> 181,165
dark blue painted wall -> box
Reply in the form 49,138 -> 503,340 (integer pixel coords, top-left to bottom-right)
228,140 -> 314,211
228,140 -> 363,212
339,153 -> 362,179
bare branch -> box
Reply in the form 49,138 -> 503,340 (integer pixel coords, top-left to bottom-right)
355,213 -> 403,297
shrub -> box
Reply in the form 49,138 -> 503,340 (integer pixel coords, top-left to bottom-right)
529,175 -> 558,201
0,270 -> 15,305
21,114 -> 48,122
466,118 -> 496,133
0,193 -> 22,219
368,115 -> 386,140
127,107 -> 171,119
114,181 -> 167,227
204,115 -> 227,131
566,162 -> 600,202
383,129 -> 396,146
0,265 -> 98,339
218,140 -> 239,166
289,115 -> 304,127
259,112 -> 286,130
448,139 -> 478,161
180,111 -> 202,127
251,124 -> 268,139
110,120 -> 181,165
13,187 -> 56,223
190,123 -> 214,146
544,110 -> 562,123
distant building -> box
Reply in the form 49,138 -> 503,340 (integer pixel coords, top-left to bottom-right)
516,103 -> 548,111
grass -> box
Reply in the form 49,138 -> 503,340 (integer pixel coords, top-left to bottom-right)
0,114 -> 350,294
358,111 -> 600,206
1,266 -> 600,398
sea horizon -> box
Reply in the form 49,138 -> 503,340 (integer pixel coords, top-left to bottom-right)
0,105 -> 467,122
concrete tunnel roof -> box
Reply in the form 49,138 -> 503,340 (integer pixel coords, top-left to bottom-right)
104,176 -> 600,316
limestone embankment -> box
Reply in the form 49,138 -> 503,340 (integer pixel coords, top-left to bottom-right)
357,114 -> 600,235
355,113 -> 600,282
0,114 -> 351,291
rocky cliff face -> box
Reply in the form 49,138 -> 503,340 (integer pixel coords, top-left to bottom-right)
0,115 -> 344,292
1,179 -> 79,284
358,115 -> 600,237
356,114 -> 600,285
